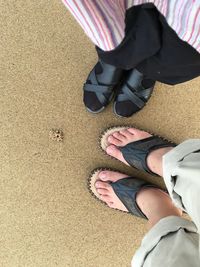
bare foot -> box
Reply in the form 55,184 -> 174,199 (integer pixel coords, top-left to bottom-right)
106,128 -> 173,176
95,170 -> 129,212
95,170 -> 182,228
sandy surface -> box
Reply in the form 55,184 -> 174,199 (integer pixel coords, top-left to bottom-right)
0,1 -> 199,266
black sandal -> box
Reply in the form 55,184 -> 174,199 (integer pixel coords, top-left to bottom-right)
113,69 -> 155,117
83,60 -> 123,113
88,168 -> 162,218
100,126 -> 176,176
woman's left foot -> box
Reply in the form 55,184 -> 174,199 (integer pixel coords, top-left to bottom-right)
83,60 -> 123,113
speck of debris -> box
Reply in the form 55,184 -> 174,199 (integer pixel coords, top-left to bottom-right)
49,129 -> 64,142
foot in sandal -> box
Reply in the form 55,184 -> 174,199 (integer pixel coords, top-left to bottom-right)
100,127 -> 176,176
89,169 -> 182,228
83,60 -> 123,113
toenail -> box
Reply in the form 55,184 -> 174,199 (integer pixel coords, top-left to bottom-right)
99,172 -> 106,179
95,182 -> 101,187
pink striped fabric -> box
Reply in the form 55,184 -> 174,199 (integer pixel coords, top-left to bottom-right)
62,0 -> 200,53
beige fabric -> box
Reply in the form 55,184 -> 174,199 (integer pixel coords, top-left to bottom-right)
132,140 -> 200,267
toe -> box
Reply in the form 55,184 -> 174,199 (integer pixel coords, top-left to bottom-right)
127,128 -> 138,135
96,188 -> 109,195
113,131 -> 127,142
106,145 -> 121,158
95,176 -> 129,212
99,170 -> 129,182
106,145 -> 129,166
108,135 -> 123,146
98,171 -> 108,180
128,128 -> 151,139
95,181 -> 110,189
119,129 -> 134,139
100,195 -> 112,203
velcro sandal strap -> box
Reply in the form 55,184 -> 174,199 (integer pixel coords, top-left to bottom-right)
116,69 -> 154,108
84,83 -> 113,94
117,84 -> 146,108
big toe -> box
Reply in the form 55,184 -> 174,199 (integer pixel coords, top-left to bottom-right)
99,170 -> 129,182
106,145 -> 129,166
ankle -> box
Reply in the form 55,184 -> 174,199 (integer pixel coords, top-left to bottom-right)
147,147 -> 173,176
136,188 -> 182,228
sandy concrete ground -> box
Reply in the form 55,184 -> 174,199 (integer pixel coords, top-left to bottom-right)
0,1 -> 199,266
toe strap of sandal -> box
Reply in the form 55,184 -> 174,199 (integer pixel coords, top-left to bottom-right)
111,177 -> 159,219
119,136 -> 176,176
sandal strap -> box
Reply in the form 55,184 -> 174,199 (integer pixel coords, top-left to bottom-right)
84,85 -> 113,106
84,61 -> 122,106
126,69 -> 145,89
97,60 -> 123,85
88,67 -> 117,88
116,69 -> 155,106
111,177 -> 159,218
84,83 -> 113,95
117,84 -> 146,108
119,136 -> 176,175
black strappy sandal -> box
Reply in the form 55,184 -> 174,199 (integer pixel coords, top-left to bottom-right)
88,168 -> 162,218
83,60 -> 123,113
113,69 -> 155,117
100,126 -> 176,176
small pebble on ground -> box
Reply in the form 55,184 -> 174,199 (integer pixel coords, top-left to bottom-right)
49,129 -> 64,142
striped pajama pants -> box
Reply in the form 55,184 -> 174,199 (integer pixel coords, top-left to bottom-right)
62,0 -> 200,53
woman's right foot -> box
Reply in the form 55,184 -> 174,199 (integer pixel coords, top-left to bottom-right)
113,69 -> 155,117
83,60 -> 123,113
